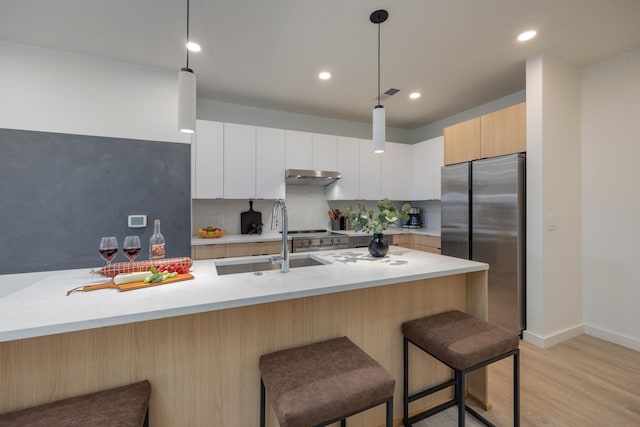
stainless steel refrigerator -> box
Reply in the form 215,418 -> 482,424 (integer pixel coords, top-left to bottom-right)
441,153 -> 525,335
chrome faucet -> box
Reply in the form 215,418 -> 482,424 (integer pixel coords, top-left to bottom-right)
270,199 -> 289,273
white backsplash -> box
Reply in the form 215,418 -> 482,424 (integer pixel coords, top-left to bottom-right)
192,186 -> 334,234
192,188 -> 441,235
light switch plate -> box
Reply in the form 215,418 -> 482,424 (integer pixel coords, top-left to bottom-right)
128,215 -> 147,228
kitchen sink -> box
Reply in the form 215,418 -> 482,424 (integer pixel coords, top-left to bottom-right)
215,255 -> 328,275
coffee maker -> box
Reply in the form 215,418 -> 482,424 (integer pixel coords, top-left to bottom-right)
405,207 -> 423,228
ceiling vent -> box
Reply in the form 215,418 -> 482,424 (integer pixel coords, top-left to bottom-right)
375,88 -> 400,102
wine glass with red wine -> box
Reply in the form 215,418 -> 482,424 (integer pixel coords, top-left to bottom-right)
123,235 -> 141,264
99,236 -> 118,266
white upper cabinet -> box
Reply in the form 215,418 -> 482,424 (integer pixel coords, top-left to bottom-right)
285,130 -> 313,169
312,133 -> 337,171
327,136 -> 360,200
192,120 -> 223,199
408,136 -> 444,200
432,136 -> 444,199
256,127 -> 285,199
358,139 -> 381,200
381,142 -> 409,200
223,123 -> 256,199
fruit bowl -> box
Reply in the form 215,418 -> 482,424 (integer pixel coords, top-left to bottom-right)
197,228 -> 227,238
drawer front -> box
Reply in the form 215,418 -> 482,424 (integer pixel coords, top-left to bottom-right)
413,235 -> 441,249
192,245 -> 226,260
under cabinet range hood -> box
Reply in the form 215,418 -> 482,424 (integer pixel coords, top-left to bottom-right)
285,169 -> 342,186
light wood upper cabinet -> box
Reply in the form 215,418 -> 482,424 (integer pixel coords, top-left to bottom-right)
480,102 -> 526,158
192,120 -> 223,199
444,103 -> 526,165
444,117 -> 481,165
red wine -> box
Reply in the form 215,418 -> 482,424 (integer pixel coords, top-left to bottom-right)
99,247 -> 118,261
123,247 -> 141,259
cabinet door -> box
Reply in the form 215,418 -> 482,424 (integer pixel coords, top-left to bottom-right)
443,117 -> 481,165
408,140 -> 431,200
431,136 -> 444,200
480,102 -> 526,158
223,123 -> 256,199
381,142 -> 408,200
327,136 -> 359,200
359,139 -> 381,200
193,120 -> 223,199
285,130 -> 313,169
256,127 -> 285,199
312,133 -> 337,171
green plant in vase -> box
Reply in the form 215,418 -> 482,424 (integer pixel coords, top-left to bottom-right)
345,199 -> 411,257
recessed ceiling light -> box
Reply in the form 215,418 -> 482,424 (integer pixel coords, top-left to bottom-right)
517,30 -> 537,42
186,41 -> 201,52
409,92 -> 421,99
318,71 -> 331,80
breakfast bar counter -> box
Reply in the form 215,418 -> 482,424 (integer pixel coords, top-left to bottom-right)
0,247 -> 489,426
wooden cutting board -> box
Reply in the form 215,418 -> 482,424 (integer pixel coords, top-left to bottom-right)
67,273 -> 195,295
240,200 -> 262,234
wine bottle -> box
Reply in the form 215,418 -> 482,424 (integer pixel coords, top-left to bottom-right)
149,219 -> 166,259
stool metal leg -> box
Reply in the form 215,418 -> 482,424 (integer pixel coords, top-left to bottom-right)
386,397 -> 394,427
457,370 -> 465,427
403,337 -> 409,426
514,349 -> 520,427
340,419 -> 346,427
260,379 -> 266,427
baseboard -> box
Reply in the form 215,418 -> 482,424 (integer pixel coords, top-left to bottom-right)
523,324 -> 585,348
585,325 -> 640,352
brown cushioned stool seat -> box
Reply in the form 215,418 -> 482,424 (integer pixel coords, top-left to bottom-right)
0,380 -> 151,427
402,310 -> 520,426
259,336 -> 395,427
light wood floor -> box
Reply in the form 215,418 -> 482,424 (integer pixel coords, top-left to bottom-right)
414,334 -> 640,426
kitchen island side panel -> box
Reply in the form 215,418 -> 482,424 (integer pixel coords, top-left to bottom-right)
0,273 -> 488,426
0,128 -> 190,274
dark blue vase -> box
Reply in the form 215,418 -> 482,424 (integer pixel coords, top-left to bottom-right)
368,233 -> 389,257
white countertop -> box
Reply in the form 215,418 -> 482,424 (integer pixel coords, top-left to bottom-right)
0,247 -> 482,343
191,228 -> 440,245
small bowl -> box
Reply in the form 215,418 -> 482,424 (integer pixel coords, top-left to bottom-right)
198,229 -> 227,239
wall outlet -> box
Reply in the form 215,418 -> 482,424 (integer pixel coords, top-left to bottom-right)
217,214 -> 224,225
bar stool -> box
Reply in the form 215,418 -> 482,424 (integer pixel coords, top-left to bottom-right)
402,310 -> 519,426
0,380 -> 151,427
259,336 -> 395,427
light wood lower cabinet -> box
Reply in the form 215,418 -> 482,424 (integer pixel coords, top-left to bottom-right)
412,235 -> 441,254
391,234 -> 441,254
192,241 -> 292,260
392,233 -> 413,248
191,244 -> 226,260
225,241 -> 288,257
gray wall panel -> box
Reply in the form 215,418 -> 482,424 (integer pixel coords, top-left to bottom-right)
0,129 -> 190,274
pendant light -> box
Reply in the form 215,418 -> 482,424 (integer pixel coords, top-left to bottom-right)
370,9 -> 388,154
178,0 -> 196,134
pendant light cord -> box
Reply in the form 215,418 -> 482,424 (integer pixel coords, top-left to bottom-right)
377,21 -> 381,106
186,0 -> 190,68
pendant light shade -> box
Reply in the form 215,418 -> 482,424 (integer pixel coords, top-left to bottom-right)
370,9 -> 388,153
372,105 -> 385,153
178,0 -> 196,134
178,67 -> 196,134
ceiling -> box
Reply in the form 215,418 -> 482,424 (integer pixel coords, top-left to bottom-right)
1,0 -> 640,129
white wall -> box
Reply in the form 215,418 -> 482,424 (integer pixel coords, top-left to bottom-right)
582,48 -> 640,351
525,53 -> 584,347
0,40 -> 189,144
